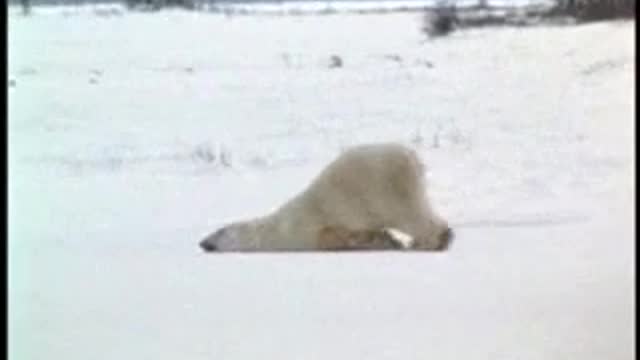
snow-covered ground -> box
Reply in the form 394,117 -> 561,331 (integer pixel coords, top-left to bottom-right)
8,8 -> 635,360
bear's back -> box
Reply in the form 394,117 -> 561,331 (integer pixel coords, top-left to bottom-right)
300,143 -> 427,230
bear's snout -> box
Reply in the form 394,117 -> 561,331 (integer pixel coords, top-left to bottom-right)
200,227 -> 229,252
200,239 -> 218,252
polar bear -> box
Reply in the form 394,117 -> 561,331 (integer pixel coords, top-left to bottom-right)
199,143 -> 453,252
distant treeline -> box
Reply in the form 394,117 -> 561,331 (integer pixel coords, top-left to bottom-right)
7,0 -> 541,6
10,0 -> 634,21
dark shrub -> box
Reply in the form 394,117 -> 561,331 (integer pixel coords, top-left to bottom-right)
553,0 -> 635,21
422,5 -> 459,37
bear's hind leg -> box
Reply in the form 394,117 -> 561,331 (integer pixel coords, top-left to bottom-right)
317,226 -> 404,251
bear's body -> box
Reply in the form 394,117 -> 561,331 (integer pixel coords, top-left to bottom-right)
200,143 -> 452,252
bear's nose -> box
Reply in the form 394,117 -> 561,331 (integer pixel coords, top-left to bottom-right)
200,240 -> 218,252
437,227 -> 454,251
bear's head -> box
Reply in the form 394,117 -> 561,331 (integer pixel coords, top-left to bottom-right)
199,221 -> 262,252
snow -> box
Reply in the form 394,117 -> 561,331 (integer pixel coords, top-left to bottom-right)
8,8 -> 635,360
